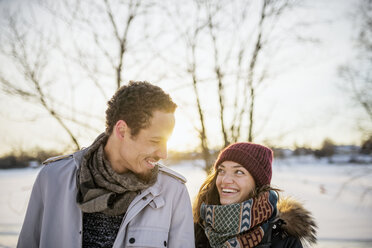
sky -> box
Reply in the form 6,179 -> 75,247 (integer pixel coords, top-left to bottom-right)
0,0 -> 369,155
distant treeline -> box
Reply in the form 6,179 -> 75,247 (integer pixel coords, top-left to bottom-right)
0,149 -> 59,169
1,137 -> 371,169
279,137 -> 372,158
168,136 -> 372,163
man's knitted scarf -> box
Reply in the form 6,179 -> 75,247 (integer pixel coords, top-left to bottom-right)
76,133 -> 158,216
200,190 -> 278,248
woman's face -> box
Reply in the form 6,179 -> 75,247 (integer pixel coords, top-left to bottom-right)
216,161 -> 256,205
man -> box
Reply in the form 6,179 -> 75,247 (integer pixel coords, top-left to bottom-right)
17,81 -> 195,248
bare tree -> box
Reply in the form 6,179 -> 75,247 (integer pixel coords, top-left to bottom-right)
160,0 -> 300,172
160,1 -> 214,171
204,1 -> 229,147
196,0 -> 298,151
0,8 -> 81,150
40,0 -> 153,91
337,0 -> 372,199
202,0 -> 297,144
231,0 -> 295,142
0,0 -> 313,164
338,0 -> 372,133
0,0 -> 155,152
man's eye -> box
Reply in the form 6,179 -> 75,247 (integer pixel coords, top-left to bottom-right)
217,169 -> 224,174
151,140 -> 160,144
236,170 -> 244,175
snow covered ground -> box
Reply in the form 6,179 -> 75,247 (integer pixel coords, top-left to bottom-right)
0,158 -> 371,247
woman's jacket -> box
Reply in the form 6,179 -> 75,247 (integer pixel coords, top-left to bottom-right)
195,197 -> 317,248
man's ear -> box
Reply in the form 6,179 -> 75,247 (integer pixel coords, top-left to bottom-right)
114,120 -> 128,140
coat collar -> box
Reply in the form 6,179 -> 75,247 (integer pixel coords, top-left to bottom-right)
277,197 -> 317,245
73,148 -> 86,168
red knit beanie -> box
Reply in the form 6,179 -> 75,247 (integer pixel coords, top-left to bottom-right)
214,142 -> 273,186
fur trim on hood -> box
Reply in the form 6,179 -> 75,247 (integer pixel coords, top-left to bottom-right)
277,197 -> 317,246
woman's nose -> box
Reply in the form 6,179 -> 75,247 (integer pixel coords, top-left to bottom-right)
221,173 -> 234,183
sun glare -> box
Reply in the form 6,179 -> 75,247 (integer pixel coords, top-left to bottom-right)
167,128 -> 198,153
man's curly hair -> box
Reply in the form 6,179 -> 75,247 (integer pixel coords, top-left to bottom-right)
105,81 -> 177,136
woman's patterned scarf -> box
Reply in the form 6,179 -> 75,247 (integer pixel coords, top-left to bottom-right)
200,190 -> 278,248
76,133 -> 158,216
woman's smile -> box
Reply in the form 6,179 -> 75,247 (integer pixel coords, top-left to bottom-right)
216,161 -> 256,205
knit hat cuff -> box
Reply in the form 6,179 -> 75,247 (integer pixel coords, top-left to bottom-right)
215,148 -> 271,186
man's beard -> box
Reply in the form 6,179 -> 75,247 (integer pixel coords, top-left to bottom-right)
137,167 -> 157,182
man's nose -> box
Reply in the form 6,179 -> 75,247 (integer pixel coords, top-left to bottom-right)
156,144 -> 167,160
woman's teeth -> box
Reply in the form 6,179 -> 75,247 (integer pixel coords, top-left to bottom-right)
222,188 -> 238,193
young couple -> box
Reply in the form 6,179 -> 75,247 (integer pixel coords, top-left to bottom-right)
18,81 -> 316,248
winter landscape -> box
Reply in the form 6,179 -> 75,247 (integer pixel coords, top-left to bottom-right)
1,0 -> 371,247
1,155 -> 371,248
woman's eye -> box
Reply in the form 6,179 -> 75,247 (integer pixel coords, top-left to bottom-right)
236,170 -> 244,175
217,169 -> 224,174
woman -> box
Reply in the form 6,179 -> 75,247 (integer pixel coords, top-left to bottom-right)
194,142 -> 317,248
